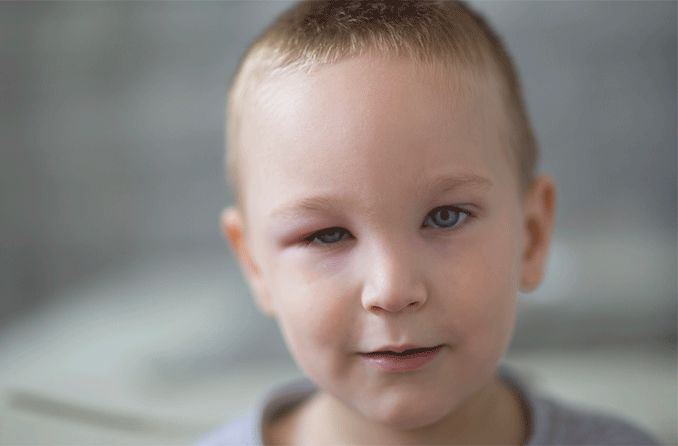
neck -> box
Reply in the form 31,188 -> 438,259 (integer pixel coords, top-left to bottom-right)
296,375 -> 528,445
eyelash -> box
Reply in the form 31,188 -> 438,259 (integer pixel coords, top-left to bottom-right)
301,206 -> 473,247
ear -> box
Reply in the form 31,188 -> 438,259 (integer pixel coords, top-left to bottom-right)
220,207 -> 276,317
519,175 -> 557,292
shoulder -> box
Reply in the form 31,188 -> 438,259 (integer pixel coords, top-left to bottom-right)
193,376 -> 316,446
497,364 -> 659,446
529,395 -> 660,445
194,412 -> 259,446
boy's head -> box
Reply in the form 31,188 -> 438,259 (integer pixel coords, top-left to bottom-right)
222,0 -> 555,434
226,0 -> 539,209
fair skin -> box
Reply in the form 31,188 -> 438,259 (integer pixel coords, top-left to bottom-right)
222,54 -> 556,445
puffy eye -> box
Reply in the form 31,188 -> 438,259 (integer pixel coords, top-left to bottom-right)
304,227 -> 351,246
424,206 -> 469,229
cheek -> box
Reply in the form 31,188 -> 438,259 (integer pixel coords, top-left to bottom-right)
269,264 -> 356,376
437,220 -> 521,356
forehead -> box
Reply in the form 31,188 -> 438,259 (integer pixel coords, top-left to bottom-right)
237,55 -> 513,219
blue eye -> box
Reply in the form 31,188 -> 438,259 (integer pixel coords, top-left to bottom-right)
303,227 -> 351,246
303,206 -> 471,247
423,206 -> 470,229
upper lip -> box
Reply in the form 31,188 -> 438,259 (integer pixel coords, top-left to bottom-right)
362,344 -> 440,354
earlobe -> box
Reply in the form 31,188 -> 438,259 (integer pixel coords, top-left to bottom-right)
220,207 -> 276,317
519,175 -> 557,292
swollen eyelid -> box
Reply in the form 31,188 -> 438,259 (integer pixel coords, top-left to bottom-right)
303,227 -> 351,246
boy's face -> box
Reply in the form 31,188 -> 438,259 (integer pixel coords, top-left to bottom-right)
224,55 -> 555,429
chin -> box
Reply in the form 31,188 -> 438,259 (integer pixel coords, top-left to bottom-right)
362,395 -> 452,431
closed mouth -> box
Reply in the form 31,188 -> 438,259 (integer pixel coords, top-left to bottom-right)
362,345 -> 442,357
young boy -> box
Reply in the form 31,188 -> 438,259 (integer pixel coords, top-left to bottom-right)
200,1 -> 659,444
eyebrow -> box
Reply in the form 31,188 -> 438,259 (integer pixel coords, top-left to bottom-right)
269,195 -> 345,221
420,172 -> 493,196
269,173 -> 493,220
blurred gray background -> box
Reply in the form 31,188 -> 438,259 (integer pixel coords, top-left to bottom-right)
0,1 -> 675,445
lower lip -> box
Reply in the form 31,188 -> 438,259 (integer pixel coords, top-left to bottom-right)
360,345 -> 443,372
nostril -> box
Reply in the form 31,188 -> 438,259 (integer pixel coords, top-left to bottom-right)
361,283 -> 428,313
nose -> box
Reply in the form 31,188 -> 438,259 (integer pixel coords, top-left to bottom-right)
360,239 -> 428,314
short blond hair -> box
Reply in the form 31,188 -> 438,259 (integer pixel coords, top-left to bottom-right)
226,0 -> 538,207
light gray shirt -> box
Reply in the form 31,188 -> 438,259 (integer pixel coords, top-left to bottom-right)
196,364 -> 659,445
